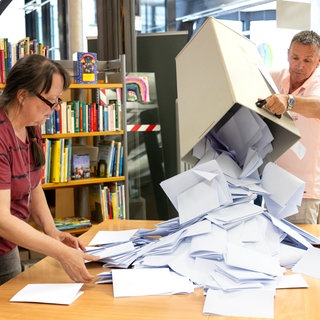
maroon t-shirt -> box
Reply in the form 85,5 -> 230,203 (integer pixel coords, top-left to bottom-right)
0,109 -> 42,255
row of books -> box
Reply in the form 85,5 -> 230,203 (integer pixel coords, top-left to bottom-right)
98,139 -> 124,178
42,138 -> 124,183
42,138 -> 73,184
89,183 -> 126,221
41,99 -> 122,134
0,37 -> 49,84
54,217 -> 92,231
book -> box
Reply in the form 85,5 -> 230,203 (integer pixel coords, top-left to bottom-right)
50,139 -> 62,183
60,101 -> 67,133
54,216 -> 92,231
98,140 -> 115,177
71,153 -> 90,180
54,109 -> 60,133
72,100 -> 80,133
73,51 -> 97,84
66,103 -> 73,133
115,141 -> 122,176
43,138 -> 52,183
103,105 -> 109,131
89,185 -> 104,222
65,139 -> 72,181
82,102 -> 88,132
59,138 -> 65,182
0,39 -> 6,84
108,102 -> 115,131
119,184 -> 126,219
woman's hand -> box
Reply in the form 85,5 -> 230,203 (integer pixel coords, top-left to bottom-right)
55,229 -> 87,251
50,229 -> 100,282
58,246 -> 100,283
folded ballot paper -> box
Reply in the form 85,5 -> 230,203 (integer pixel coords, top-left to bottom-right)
160,159 -> 233,224
10,283 -> 84,305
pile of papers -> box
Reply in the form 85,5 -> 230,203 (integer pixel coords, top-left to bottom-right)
13,108 -> 319,316
89,108 -> 320,318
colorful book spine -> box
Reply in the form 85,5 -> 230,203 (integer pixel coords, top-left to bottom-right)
50,139 -> 61,183
72,100 -> 80,133
66,139 -> 72,181
0,38 -> 6,84
115,141 -> 122,177
59,138 -> 65,182
108,102 -> 115,131
44,139 -> 52,183
103,105 -> 109,131
82,102 -> 88,132
54,109 -> 60,133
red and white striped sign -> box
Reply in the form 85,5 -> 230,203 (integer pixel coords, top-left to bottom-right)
99,88 -> 107,106
127,124 -> 161,132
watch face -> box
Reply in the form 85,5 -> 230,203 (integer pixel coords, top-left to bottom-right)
288,95 -> 295,109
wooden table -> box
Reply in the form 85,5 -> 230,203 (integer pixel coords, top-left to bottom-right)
0,220 -> 320,320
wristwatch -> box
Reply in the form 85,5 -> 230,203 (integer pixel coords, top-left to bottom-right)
287,94 -> 295,110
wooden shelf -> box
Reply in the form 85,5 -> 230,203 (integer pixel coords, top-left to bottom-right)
28,221 -> 95,236
42,130 -> 124,139
59,226 -> 92,235
69,82 -> 123,89
42,176 -> 125,190
0,83 -> 122,90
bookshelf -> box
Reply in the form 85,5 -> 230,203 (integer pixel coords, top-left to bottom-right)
43,56 -> 128,222
0,55 -> 128,224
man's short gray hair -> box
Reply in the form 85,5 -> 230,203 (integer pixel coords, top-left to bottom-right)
290,30 -> 320,49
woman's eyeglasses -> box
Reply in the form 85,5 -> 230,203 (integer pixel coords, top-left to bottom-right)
33,91 -> 62,109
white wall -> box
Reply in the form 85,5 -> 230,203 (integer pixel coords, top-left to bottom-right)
250,20 -> 298,71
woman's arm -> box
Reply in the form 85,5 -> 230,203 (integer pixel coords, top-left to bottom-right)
0,188 -> 98,282
29,184 -> 86,250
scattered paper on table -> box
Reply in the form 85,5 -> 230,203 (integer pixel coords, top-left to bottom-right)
276,274 -> 308,289
112,267 -> 194,297
203,288 -> 274,318
292,246 -> 320,279
10,283 -> 84,305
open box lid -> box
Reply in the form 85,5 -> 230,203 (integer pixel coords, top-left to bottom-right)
175,17 -> 300,168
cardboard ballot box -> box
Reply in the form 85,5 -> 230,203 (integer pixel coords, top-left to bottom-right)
175,17 -> 300,168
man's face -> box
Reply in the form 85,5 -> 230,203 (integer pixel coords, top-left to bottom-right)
288,41 -> 320,85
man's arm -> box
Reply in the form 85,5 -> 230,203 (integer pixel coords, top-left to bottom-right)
262,94 -> 320,119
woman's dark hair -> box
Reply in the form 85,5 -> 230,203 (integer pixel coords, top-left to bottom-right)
0,54 -> 71,169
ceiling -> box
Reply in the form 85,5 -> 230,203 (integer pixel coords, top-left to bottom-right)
176,0 -> 276,21
0,0 -> 12,15
0,0 -> 277,21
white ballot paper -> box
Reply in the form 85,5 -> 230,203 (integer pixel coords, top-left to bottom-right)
292,246 -> 320,279
203,287 -> 275,318
88,229 -> 138,246
10,283 -> 84,305
160,160 -> 232,224
112,267 -> 194,297
262,162 -> 305,219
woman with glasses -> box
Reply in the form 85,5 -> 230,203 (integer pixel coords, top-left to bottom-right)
0,54 -> 98,285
